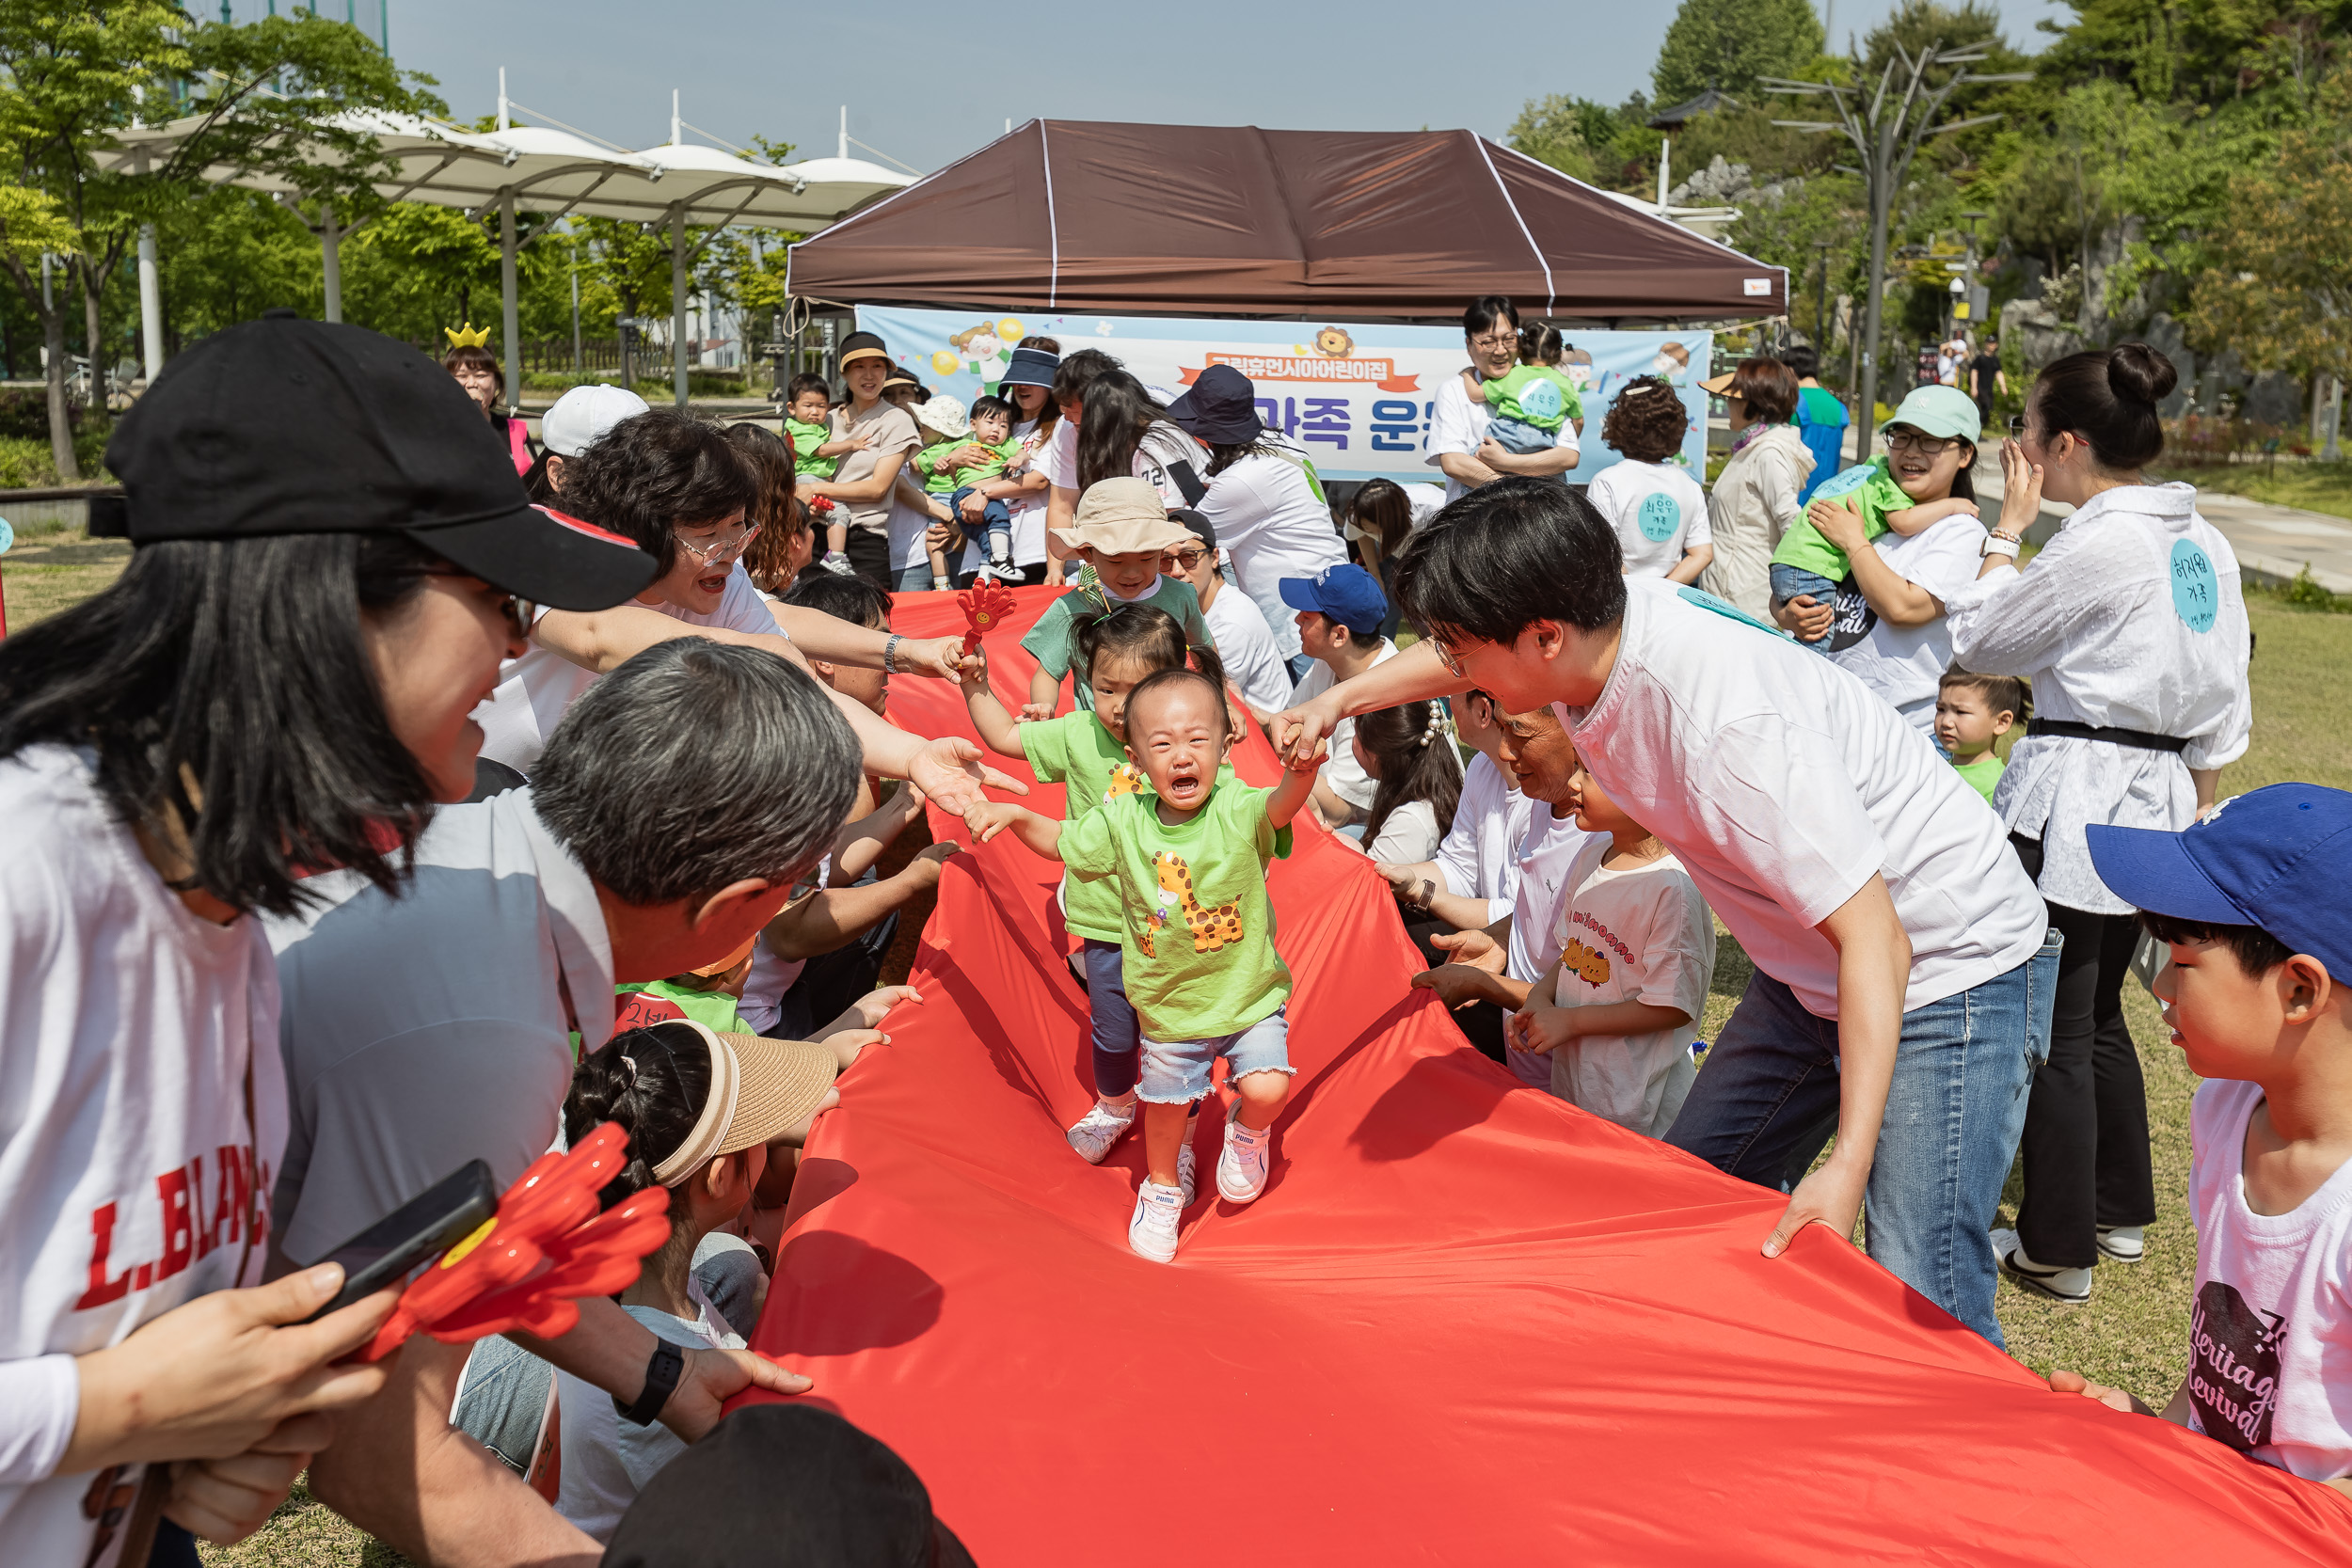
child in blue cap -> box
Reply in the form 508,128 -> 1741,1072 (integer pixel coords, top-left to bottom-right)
2043,784 -> 2352,1496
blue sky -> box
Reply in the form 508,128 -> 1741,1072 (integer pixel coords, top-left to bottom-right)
308,0 -> 2073,172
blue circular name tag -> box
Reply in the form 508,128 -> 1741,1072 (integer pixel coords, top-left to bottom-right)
1636,491 -> 1680,542
1518,379 -> 1565,422
0,517 -> 12,557
2169,538 -> 2218,633
1812,464 -> 1876,500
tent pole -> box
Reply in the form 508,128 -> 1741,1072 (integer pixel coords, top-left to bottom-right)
500,189 -> 520,410
671,203 -> 688,408
319,200 -> 342,325
136,223 -> 164,383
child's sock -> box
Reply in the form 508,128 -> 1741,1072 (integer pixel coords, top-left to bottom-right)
931,574 -> 953,591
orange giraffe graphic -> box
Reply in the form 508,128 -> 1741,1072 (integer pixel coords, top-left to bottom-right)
1104,764 -> 1145,803
1143,850 -> 1244,955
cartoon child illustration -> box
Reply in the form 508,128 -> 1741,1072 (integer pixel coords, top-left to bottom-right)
1562,346 -> 1594,394
1651,341 -> 1691,384
941,320 -> 1010,376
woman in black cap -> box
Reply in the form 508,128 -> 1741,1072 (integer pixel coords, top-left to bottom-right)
1168,363 -> 1348,680
797,332 -> 923,592
0,315 -> 658,1564
952,339 -> 1060,586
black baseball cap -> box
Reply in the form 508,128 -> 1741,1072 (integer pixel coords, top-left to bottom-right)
1167,363 -> 1265,445
95,312 -> 657,611
602,1404 -> 973,1567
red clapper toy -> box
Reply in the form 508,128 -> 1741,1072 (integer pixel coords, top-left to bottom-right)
357,1122 -> 673,1361
958,581 -> 1017,656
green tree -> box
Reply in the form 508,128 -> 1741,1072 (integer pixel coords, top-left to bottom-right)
2189,88 -> 2352,389
1506,94 -> 1597,182
0,2 -> 437,476
1651,0 -> 1824,105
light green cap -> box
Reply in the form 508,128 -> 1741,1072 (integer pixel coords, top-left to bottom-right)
1884,384 -> 1983,442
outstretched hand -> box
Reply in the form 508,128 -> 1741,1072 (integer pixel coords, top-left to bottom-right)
908,736 -> 1028,815
902,637 -> 979,682
962,800 -> 1026,845
1271,690 -> 1346,770
1427,927 -> 1504,974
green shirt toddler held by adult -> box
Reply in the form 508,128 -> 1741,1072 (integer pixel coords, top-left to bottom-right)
1480,364 -> 1583,431
784,417 -> 841,481
1060,782 -> 1293,1042
914,436 -> 1025,495
1768,456 -> 1913,582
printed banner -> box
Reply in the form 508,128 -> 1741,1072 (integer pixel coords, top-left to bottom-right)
854,306 -> 1712,485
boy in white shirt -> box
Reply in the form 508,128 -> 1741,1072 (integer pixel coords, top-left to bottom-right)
2045,785 -> 2352,1494
1510,753 -> 1713,1138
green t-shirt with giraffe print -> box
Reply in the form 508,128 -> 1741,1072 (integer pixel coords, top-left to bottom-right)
1059,782 -> 1292,1042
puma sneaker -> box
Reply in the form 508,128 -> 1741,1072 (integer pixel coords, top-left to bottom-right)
1066,1098 -> 1136,1164
1129,1180 -> 1184,1263
1216,1104 -> 1272,1204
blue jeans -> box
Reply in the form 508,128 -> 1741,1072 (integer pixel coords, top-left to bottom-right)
1082,937 -> 1141,1097
893,561 -> 938,591
453,1334 -> 553,1473
1485,412 -> 1558,454
1663,931 -> 2061,1346
1768,562 -> 1840,651
947,485 -> 1013,568
1140,1006 -> 1294,1103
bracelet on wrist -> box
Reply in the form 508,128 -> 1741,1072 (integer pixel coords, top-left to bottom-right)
883,633 -> 903,673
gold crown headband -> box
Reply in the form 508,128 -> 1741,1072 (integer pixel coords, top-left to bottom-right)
444,322 -> 492,348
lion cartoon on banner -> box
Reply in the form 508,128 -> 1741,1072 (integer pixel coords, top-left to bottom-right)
1294,325 -> 1356,358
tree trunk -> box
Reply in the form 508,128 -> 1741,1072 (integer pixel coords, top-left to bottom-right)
80,261 -> 108,413
44,304 -> 79,482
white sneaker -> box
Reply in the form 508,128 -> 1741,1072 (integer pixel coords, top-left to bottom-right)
819,551 -> 854,576
1216,1104 -> 1272,1204
1066,1099 -> 1136,1164
1993,1227 -> 2091,1304
2098,1225 -> 2146,1264
1129,1180 -> 1184,1262
930,576 -> 954,591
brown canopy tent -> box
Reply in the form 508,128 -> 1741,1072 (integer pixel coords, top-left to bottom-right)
787,119 -> 1786,322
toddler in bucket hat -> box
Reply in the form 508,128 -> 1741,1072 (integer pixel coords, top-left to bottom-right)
1019,479 -> 1216,715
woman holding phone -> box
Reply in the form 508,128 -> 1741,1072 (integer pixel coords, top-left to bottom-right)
0,316 -> 658,1564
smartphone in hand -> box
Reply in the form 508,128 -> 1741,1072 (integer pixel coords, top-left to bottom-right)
299,1161 -> 500,1322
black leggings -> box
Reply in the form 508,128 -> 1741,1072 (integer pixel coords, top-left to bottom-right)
2011,833 -> 2157,1269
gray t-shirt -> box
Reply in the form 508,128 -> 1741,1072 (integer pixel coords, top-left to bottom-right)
831,402 -> 921,539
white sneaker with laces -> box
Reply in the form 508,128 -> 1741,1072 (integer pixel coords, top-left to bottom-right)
2097,1225 -> 2145,1264
1129,1180 -> 1184,1262
820,551 -> 854,577
1217,1105 -> 1272,1204
1066,1099 -> 1136,1164
1992,1227 -> 2091,1304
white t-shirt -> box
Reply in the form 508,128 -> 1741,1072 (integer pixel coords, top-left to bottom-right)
1034,417 -> 1209,510
1548,852 -> 1711,1137
1946,483 -> 2252,915
1559,580 -> 2046,1018
1196,440 -> 1348,665
555,1281 -> 742,1543
1361,799 -> 1443,864
1287,641 -> 1399,811
1432,751 -> 1534,927
1201,584 -> 1293,714
2185,1077 -> 2352,1481
1824,512 -> 1986,728
1405,483 -> 1448,530
1502,807 -> 1608,1090
1588,459 -> 1709,578
0,745 -> 286,1568
1427,373 -> 1581,503
477,564 -> 786,776
264,789 -> 616,1265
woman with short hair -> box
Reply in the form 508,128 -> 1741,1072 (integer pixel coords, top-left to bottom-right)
0,317 -> 654,1563
444,339 -> 534,476
1699,356 -> 1814,621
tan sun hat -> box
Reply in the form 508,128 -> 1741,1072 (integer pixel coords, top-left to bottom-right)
1050,477 -> 1197,557
644,1020 -> 840,1185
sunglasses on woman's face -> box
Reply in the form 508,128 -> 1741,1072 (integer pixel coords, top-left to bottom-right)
1159,546 -> 1209,573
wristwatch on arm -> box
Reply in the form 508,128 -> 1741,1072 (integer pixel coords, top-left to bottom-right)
612,1340 -> 685,1427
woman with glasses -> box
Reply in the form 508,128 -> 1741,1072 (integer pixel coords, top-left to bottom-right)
1426,295 -> 1581,503
0,318 -> 659,1562
1768,384 -> 1992,736
1158,510 -> 1294,721
478,410 -> 977,779
1166,364 -> 1346,679
1946,343 -> 2251,1307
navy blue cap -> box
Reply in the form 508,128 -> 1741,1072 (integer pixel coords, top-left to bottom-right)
2088,784 -> 2352,976
1167,364 -> 1265,445
1000,345 -> 1058,389
1279,562 -> 1387,639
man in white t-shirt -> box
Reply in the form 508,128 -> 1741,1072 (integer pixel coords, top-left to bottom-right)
1275,478 -> 2059,1347
1407,704 -> 1599,1086
266,642 -> 866,1563
1164,509 -> 1293,719
1279,563 -> 1397,828
1427,295 -> 1581,503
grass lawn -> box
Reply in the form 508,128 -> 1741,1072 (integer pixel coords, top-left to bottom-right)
2157,457 -> 2352,525
0,548 -> 2319,1563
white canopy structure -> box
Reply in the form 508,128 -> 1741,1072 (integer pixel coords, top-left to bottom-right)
96,94 -> 914,405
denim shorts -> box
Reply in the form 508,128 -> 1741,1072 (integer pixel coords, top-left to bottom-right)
1139,1006 -> 1295,1103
